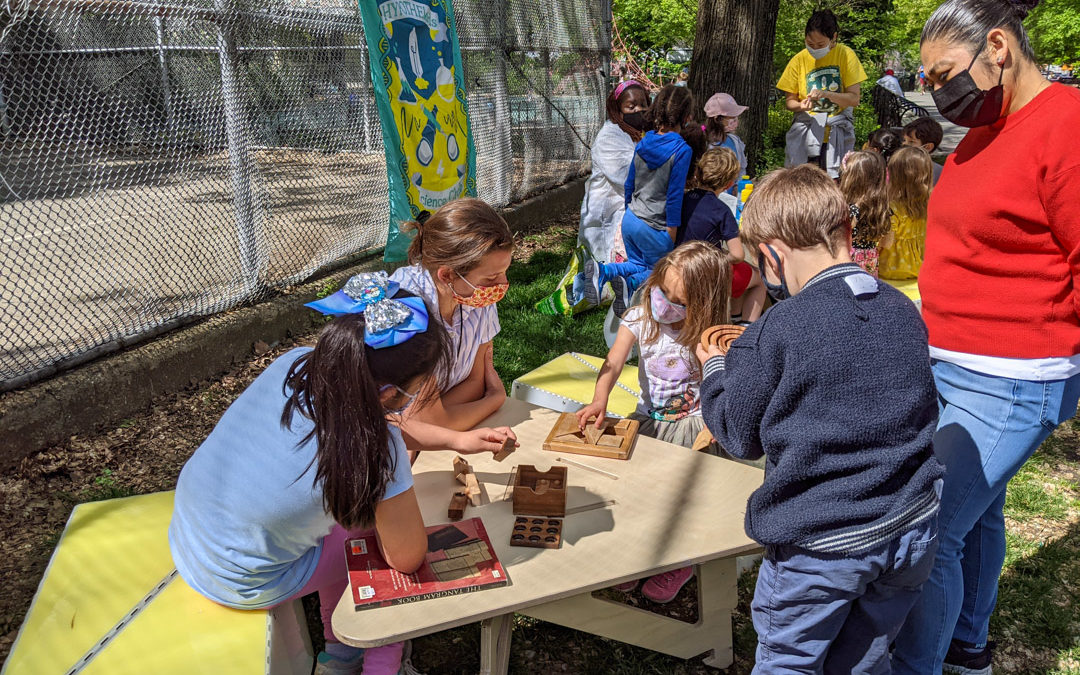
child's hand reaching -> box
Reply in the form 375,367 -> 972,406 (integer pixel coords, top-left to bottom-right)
452,426 -> 518,455
576,401 -> 608,431
695,342 -> 724,368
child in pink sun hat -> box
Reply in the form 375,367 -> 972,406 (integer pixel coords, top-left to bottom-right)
703,93 -> 749,188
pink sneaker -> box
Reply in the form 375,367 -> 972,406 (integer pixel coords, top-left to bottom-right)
641,566 -> 693,604
612,580 -> 639,592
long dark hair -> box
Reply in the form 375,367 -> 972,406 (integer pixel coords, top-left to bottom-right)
922,0 -> 1040,61
281,294 -> 450,529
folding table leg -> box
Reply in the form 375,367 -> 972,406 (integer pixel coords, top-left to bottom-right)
479,612 -> 513,675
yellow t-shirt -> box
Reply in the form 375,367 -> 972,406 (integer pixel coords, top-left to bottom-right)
776,45 -> 868,118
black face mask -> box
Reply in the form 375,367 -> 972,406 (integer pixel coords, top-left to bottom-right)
622,111 -> 647,132
758,246 -> 791,302
932,49 -> 1005,128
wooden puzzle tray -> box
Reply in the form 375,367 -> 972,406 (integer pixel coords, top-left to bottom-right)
700,324 -> 746,355
542,412 -> 639,460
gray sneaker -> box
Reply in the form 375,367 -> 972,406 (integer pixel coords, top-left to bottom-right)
582,260 -> 602,306
942,640 -> 993,675
610,275 -> 630,318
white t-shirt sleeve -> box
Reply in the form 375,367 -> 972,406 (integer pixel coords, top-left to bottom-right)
382,426 -> 415,501
620,306 -> 645,341
478,305 -> 501,344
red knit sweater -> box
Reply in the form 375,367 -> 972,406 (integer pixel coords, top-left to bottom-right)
920,84 -> 1080,359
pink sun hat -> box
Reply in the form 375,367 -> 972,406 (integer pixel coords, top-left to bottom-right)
704,93 -> 748,118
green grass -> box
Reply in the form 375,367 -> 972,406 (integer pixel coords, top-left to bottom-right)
492,240 -> 609,387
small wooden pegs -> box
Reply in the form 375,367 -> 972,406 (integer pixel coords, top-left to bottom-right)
493,436 -> 516,462
447,492 -> 467,521
700,324 -> 747,355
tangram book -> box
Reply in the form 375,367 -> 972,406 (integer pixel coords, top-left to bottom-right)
346,518 -> 508,610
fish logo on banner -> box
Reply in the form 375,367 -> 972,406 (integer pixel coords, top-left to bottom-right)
359,0 -> 477,261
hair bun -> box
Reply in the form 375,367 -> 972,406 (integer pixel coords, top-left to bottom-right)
1007,0 -> 1040,19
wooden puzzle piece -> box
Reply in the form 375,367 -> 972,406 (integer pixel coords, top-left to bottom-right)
493,437 -> 516,462
453,456 -> 472,485
447,492 -> 467,521
464,473 -> 484,506
582,424 -> 604,445
509,516 -> 563,549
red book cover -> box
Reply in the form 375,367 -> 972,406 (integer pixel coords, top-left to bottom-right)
346,518 -> 509,610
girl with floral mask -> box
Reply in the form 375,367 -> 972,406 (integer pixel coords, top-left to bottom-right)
703,92 -> 749,188
575,241 -> 732,603
389,198 -> 514,441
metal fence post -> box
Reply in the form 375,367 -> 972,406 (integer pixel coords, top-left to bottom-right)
154,16 -> 175,141
491,0 -> 512,205
216,0 -> 262,295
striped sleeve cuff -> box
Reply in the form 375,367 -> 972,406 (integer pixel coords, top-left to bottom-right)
702,354 -> 726,380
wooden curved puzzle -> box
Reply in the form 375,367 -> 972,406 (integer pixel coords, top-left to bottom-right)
700,325 -> 747,355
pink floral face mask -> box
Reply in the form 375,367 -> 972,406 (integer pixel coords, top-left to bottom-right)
649,286 -> 686,324
452,272 -> 508,308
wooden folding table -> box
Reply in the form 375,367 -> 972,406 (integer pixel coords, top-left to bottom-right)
332,399 -> 763,673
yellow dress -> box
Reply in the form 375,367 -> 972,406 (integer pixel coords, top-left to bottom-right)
879,206 -> 926,280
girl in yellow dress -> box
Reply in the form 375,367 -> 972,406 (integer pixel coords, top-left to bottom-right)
879,146 -> 933,280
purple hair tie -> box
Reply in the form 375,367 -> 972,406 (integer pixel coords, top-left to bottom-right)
613,80 -> 642,100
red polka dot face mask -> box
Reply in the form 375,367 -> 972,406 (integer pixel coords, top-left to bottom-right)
452,272 -> 509,308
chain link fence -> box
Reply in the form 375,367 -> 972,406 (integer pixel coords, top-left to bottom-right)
0,0 -> 609,391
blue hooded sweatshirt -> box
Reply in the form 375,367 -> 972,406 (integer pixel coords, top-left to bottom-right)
624,131 -> 693,233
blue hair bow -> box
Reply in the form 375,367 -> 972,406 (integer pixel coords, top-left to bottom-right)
304,271 -> 429,349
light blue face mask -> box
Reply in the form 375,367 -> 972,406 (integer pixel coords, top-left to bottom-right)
381,384 -> 418,415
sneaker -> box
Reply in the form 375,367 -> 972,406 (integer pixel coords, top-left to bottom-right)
943,639 -> 994,675
612,580 -> 639,592
314,648 -> 364,675
641,566 -> 694,604
582,260 -> 602,306
610,275 -> 630,318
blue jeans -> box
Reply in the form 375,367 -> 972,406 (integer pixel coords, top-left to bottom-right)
597,209 -> 673,294
752,517 -> 938,674
891,360 -> 1080,673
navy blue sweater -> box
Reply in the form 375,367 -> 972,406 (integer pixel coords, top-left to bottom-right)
700,264 -> 943,554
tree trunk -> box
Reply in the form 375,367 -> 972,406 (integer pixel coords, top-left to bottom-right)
688,0 -> 781,176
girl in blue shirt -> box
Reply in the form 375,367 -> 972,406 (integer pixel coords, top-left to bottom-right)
170,275 -> 515,674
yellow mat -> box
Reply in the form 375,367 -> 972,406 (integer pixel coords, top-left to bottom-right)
882,278 -> 921,303
3,491 -> 268,675
510,352 -> 641,419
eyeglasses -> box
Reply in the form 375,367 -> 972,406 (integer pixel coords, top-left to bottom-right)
380,384 -> 419,406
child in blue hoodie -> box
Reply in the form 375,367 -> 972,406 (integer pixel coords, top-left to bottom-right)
583,85 -> 695,317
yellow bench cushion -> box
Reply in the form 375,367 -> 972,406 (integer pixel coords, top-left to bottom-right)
3,491 -> 273,675
510,352 -> 641,419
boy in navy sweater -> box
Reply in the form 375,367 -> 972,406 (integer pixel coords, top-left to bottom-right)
698,165 -> 943,673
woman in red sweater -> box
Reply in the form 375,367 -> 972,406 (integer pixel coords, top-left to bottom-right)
893,1 -> 1080,673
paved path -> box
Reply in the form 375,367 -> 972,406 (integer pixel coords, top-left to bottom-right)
906,91 -> 967,156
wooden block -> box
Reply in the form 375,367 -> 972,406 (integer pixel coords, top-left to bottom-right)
447,492 -> 467,521
691,427 -> 715,453
464,473 -> 483,507
542,412 -> 639,460
509,516 -> 562,549
699,325 -> 747,355
512,465 -> 568,517
493,437 -> 516,462
453,456 -> 472,485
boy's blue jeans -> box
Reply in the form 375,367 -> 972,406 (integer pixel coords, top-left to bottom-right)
597,209 -> 672,294
891,360 -> 1080,673
751,516 -> 938,674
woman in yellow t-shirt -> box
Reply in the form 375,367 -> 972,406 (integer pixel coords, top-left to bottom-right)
776,10 -> 867,178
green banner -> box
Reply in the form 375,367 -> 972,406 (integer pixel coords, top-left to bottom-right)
358,0 -> 478,261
